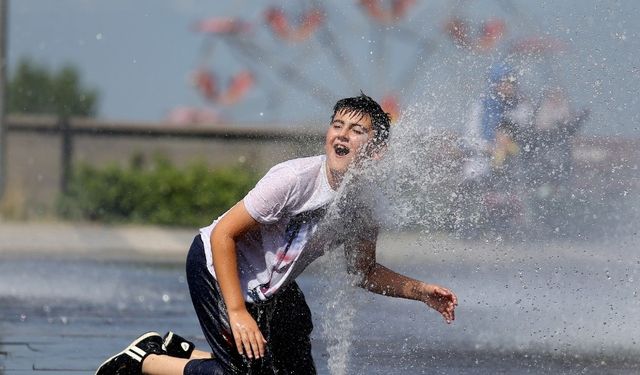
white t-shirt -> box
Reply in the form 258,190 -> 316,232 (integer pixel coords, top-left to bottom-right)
462,101 -> 491,180
199,155 -> 336,302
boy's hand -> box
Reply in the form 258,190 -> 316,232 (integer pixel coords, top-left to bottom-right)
421,284 -> 458,324
228,309 -> 267,359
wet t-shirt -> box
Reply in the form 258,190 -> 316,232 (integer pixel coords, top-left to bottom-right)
199,155 -> 336,302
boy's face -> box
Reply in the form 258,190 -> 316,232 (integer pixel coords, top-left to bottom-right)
325,109 -> 375,187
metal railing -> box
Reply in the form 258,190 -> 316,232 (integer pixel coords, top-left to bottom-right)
6,114 -> 325,193
3,114 -> 638,209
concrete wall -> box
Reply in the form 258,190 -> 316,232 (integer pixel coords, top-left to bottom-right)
1,115 -> 324,218
2,115 -> 637,220
4,130 -> 62,217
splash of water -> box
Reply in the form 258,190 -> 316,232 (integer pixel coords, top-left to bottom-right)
315,251 -> 359,375
309,102 -> 464,374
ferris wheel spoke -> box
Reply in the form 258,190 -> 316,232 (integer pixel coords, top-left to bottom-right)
315,24 -> 363,93
398,36 -> 439,97
228,37 -> 334,106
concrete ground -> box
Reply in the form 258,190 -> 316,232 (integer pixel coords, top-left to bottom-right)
1,220 -> 639,374
0,221 -> 195,262
0,221 -> 201,374
0,220 -> 623,264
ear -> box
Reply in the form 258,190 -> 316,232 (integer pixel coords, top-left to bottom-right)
371,148 -> 386,161
366,142 -> 387,160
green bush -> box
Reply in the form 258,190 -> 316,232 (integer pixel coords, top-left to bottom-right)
59,155 -> 258,227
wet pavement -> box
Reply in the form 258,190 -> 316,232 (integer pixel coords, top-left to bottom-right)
1,223 -> 640,374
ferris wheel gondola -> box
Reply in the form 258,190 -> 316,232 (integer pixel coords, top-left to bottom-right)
265,7 -> 324,43
183,1 -> 571,126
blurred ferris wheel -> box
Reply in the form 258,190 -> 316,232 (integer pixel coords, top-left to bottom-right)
170,0 -> 565,125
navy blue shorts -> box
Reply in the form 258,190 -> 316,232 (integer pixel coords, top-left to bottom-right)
184,235 -> 316,375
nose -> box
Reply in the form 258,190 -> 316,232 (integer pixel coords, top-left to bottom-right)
337,126 -> 349,140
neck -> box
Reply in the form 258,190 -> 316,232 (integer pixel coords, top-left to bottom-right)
326,167 -> 343,191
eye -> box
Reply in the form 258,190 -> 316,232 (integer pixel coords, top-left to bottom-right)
352,126 -> 365,135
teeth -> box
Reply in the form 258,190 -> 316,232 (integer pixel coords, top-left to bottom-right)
334,145 -> 349,156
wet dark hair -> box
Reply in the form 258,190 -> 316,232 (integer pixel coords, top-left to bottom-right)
331,92 -> 391,147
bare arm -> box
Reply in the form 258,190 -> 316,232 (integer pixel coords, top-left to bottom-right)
345,233 -> 458,323
210,201 -> 266,359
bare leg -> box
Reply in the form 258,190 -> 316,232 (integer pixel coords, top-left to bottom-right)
142,354 -> 188,375
190,349 -> 214,359
142,349 -> 215,374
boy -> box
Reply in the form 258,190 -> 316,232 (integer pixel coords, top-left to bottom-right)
96,93 -> 457,375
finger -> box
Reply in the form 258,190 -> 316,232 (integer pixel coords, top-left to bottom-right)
445,311 -> 453,323
447,302 -> 456,322
233,329 -> 244,356
441,303 -> 451,321
248,332 -> 260,359
442,309 -> 450,323
256,332 -> 266,358
240,331 -> 253,359
450,291 -> 458,306
447,309 -> 455,323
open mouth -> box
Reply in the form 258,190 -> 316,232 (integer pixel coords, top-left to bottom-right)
334,144 -> 350,156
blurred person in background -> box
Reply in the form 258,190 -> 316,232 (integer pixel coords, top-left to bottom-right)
454,61 -> 526,236
528,86 -> 590,187
460,61 -> 523,184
